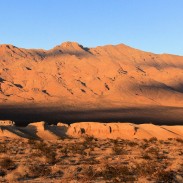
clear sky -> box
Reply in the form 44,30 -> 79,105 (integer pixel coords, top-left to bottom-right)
0,0 -> 183,55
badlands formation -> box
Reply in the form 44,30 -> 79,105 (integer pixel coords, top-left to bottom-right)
0,121 -> 183,140
0,42 -> 183,135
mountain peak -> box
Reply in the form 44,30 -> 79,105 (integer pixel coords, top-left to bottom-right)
60,41 -> 82,50
52,41 -> 91,54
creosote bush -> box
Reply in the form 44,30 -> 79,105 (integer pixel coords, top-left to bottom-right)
149,137 -> 158,143
112,145 -> 127,155
29,164 -> 51,177
176,138 -> 183,144
0,143 -> 7,153
155,170 -> 176,182
0,157 -> 16,170
102,164 -> 136,182
28,139 -> 57,164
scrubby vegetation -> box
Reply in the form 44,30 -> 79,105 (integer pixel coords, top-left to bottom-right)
0,137 -> 183,182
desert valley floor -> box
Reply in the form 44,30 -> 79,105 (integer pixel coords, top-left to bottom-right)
0,127 -> 183,183
0,121 -> 182,182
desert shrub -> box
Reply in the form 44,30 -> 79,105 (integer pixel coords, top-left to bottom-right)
102,165 -> 119,180
126,141 -> 138,147
60,146 -> 69,156
29,140 -> 57,164
73,143 -> 87,154
0,157 -> 16,170
143,139 -> 148,143
85,166 -> 101,180
84,136 -> 96,142
84,164 -> 135,181
142,153 -> 152,160
112,146 -> 127,155
146,147 -> 159,156
163,141 -> 171,145
155,170 -> 175,183
149,137 -> 158,143
29,164 -> 51,177
159,140 -> 164,144
27,139 -> 41,146
50,170 -> 64,178
179,164 -> 183,174
168,138 -> 173,141
111,139 -> 119,144
175,138 -> 183,144
82,136 -> 96,149
80,166 -> 103,181
0,170 -> 6,176
145,147 -> 168,160
134,162 -> 158,177
0,143 -> 7,153
61,142 -> 87,156
111,139 -> 137,146
102,164 -> 136,181
140,143 -> 150,150
81,157 -> 100,165
162,150 -> 169,154
45,151 -> 57,164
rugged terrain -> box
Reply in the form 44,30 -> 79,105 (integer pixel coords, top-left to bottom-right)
1,42 -> 183,182
0,121 -> 183,182
0,121 -> 183,140
1,42 -> 183,124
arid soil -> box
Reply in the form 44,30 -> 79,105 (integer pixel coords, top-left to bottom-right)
0,137 -> 183,182
0,121 -> 183,182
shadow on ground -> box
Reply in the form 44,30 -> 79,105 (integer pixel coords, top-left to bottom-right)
0,105 -> 183,126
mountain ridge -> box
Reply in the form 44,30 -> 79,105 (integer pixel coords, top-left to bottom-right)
0,42 -> 183,117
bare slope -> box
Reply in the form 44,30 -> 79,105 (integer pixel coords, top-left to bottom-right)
1,42 -> 183,123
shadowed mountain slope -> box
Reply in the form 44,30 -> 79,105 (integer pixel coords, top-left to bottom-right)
1,42 -> 183,124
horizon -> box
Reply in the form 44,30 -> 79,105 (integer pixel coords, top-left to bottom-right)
1,0 -> 183,55
1,41 -> 183,56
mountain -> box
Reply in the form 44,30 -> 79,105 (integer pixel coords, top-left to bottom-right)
0,42 -> 183,124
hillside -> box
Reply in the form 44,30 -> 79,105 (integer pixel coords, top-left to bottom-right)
0,42 -> 183,124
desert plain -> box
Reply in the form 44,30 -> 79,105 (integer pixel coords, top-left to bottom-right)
0,42 -> 183,182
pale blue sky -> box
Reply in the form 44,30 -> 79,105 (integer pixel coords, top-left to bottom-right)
0,0 -> 183,55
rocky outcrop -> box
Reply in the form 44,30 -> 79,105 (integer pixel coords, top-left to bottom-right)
0,120 -> 15,126
0,121 -> 182,140
67,122 -> 183,140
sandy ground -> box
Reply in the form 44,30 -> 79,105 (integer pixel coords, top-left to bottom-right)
0,137 -> 183,182
0,121 -> 183,182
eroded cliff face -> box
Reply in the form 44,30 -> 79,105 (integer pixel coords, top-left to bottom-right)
0,42 -> 183,109
0,121 -> 183,140
67,122 -> 183,140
